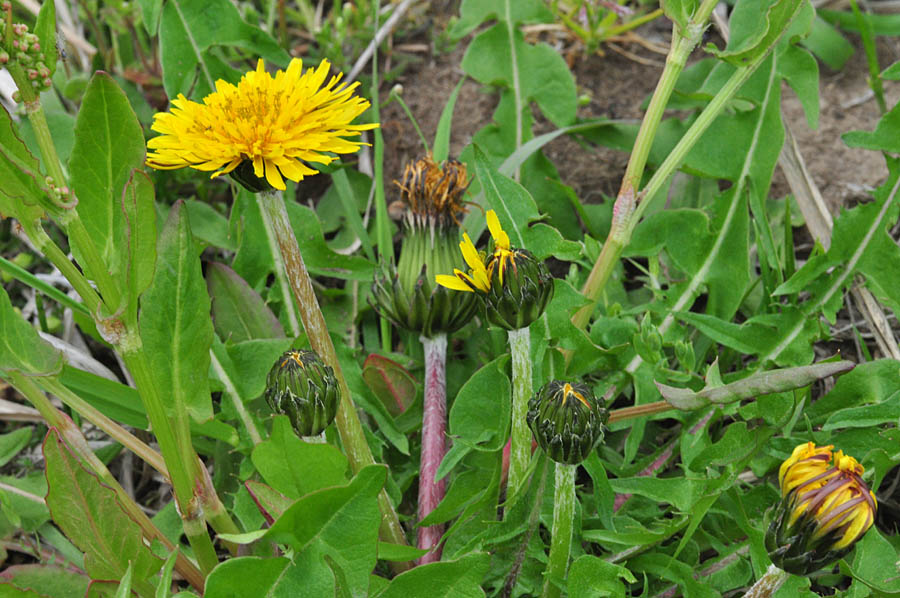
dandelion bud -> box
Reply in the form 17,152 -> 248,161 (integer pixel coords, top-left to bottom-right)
765,442 -> 877,575
526,380 -> 609,465
265,350 -> 340,437
371,155 -> 479,337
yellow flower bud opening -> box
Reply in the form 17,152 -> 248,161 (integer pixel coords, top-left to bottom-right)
779,442 -> 877,552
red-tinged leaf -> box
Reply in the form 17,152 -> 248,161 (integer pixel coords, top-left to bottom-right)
42,430 -> 163,584
362,354 -> 417,416
245,480 -> 293,525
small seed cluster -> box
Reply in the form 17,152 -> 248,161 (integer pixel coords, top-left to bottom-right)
1,5 -> 53,100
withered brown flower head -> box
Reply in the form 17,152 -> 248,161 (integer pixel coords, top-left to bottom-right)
393,155 -> 470,230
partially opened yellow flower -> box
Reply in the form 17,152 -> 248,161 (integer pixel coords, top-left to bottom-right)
436,210 -> 511,293
146,58 -> 377,191
436,210 -> 553,330
766,442 -> 877,575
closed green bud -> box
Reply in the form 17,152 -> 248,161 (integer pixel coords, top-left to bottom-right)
265,350 -> 339,437
674,340 -> 695,372
526,380 -> 609,465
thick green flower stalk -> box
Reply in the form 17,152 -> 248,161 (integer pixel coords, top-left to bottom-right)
437,210 -> 554,495
265,349 -> 339,437
746,442 -> 877,597
527,380 -> 608,598
371,155 -> 479,563
147,58 -> 409,557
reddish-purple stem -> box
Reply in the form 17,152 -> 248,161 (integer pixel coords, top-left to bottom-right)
418,334 -> 448,564
613,411 -> 713,511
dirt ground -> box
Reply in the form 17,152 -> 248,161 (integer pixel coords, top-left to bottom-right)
380,10 -> 900,216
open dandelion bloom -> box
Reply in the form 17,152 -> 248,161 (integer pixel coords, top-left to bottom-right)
766,442 -> 877,574
436,210 -> 553,330
146,58 -> 376,191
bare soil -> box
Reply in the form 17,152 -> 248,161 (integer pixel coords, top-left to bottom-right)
381,13 -> 900,215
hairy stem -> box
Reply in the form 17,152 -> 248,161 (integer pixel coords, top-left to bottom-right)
543,463 -> 576,598
418,333 -> 448,564
120,347 -> 220,575
256,189 -> 410,561
507,326 -> 533,497
742,564 -> 789,598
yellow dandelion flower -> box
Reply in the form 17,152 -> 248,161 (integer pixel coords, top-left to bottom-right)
146,58 -> 377,191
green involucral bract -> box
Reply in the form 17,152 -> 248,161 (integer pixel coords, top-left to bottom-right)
526,380 -> 609,465
265,349 -> 340,437
371,226 -> 480,338
484,247 -> 554,331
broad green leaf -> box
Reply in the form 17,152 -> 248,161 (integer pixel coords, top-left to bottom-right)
70,73 -> 145,298
472,146 -> 579,260
462,24 -> 575,127
43,430 -> 164,584
264,466 -> 386,598
710,0 -> 807,66
251,416 -> 349,499
207,263 -> 284,342
138,0 -> 163,34
0,106 -> 45,221
777,44 -> 819,129
447,355 -> 510,452
608,476 -> 717,512
0,428 -> 32,469
627,553 -> 718,598
450,0 -> 552,39
117,171 -> 157,315
376,553 -> 490,598
0,286 -> 63,376
842,529 -> 900,595
805,359 -> 900,423
0,565 -> 89,598
184,199 -> 234,250
59,365 -> 148,429
823,389 -> 900,430
663,0 -> 699,32
34,0 -> 58,78
231,191 -> 375,286
433,79 -> 466,163
159,0 -> 289,98
204,557 -> 291,598
219,337 -> 293,402
567,555 -> 636,598
843,101 -> 900,153
769,159 -> 900,362
0,584 -> 50,597
376,542 -> 429,562
140,201 -> 214,422
802,17 -> 854,71
679,307 -> 818,366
